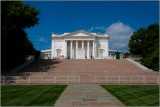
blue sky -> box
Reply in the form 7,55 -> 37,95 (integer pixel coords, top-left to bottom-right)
23,1 -> 159,52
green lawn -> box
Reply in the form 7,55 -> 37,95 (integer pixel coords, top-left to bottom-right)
1,85 -> 67,106
101,85 -> 159,106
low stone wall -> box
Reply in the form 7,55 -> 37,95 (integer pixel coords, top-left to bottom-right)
129,55 -> 143,63
126,58 -> 153,72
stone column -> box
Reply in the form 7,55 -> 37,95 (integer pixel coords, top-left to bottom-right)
107,39 -> 109,57
95,40 -> 97,58
93,41 -> 95,58
64,41 -> 66,58
51,39 -> 54,59
70,41 -> 72,59
82,41 -> 84,49
87,41 -> 90,59
64,40 -> 67,58
76,41 -> 78,59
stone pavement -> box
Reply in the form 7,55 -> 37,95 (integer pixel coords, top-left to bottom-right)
54,84 -> 125,107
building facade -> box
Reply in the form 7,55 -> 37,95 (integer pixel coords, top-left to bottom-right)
40,30 -> 127,59
50,30 -> 109,59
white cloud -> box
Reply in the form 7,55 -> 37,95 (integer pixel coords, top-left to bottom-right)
112,43 -> 128,48
86,22 -> 134,50
106,22 -> 134,49
87,27 -> 94,32
36,37 -> 48,43
95,26 -> 106,31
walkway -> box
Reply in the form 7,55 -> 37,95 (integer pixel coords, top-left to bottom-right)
54,84 -> 125,107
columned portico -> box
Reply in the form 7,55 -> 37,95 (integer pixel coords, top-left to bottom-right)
65,40 -> 97,59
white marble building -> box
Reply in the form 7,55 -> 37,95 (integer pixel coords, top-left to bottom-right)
41,30 -> 118,59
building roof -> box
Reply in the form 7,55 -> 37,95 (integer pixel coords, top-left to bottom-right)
51,30 -> 109,38
41,49 -> 51,52
109,50 -> 127,53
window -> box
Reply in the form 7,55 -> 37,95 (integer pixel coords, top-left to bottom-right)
100,52 -> 103,57
57,52 -> 60,57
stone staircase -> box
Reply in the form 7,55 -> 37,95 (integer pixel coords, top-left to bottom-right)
1,59 -> 159,84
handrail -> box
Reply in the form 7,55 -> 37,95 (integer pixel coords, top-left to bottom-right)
94,76 -> 159,84
1,75 -> 80,85
1,75 -> 158,85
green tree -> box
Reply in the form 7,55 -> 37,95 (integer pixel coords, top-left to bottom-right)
128,24 -> 159,71
24,35 -> 36,55
2,1 -> 40,71
128,28 -> 146,55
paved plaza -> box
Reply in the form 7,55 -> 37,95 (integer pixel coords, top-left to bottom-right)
54,84 -> 125,107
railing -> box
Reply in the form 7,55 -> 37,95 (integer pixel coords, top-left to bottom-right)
1,75 -> 80,85
1,75 -> 159,85
94,76 -> 159,84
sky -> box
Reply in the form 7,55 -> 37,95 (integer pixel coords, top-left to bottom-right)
23,1 -> 159,52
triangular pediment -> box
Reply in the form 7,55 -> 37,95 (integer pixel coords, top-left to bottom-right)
73,33 -> 89,36
64,30 -> 97,37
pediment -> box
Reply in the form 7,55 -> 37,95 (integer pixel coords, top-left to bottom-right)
64,30 -> 97,37
73,33 -> 89,36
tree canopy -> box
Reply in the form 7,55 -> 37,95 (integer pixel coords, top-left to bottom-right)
128,24 -> 159,71
2,1 -> 40,71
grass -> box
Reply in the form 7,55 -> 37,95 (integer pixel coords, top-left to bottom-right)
1,85 -> 67,106
101,85 -> 159,106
